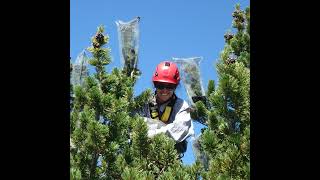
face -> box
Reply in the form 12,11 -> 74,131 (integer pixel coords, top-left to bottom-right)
154,82 -> 176,103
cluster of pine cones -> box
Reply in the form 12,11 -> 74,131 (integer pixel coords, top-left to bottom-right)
92,33 -> 105,48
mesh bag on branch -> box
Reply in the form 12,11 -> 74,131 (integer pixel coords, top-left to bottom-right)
71,50 -> 89,86
172,57 -> 206,105
116,17 -> 140,77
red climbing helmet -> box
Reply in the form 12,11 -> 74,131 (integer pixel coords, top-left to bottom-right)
152,61 -> 180,85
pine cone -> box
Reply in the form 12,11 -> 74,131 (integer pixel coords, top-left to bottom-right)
232,12 -> 238,18
224,33 -> 234,41
233,10 -> 245,23
236,16 -> 245,23
95,33 -> 104,44
93,41 -> 100,48
130,48 -> 136,55
232,10 -> 241,18
227,57 -> 236,65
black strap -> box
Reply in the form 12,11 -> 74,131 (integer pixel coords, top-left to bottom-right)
149,94 -> 177,123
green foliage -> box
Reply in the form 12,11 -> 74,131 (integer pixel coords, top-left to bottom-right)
190,100 -> 209,125
146,134 -> 181,178
192,4 -> 250,179
121,167 -> 146,180
70,25 -> 136,179
185,161 -> 203,180
158,166 -> 191,180
131,116 -> 149,159
130,88 -> 153,113
207,80 -> 215,96
70,25 -> 193,179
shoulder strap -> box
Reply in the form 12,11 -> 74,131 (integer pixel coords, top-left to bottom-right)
149,94 -> 160,120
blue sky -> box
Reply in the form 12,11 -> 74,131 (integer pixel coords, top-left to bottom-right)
71,0 -> 250,165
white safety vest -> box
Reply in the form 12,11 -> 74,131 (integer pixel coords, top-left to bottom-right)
138,95 -> 195,143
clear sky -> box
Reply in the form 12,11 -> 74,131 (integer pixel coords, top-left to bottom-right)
71,0 -> 250,165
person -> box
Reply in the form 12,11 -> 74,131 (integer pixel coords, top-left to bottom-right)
137,61 -> 194,157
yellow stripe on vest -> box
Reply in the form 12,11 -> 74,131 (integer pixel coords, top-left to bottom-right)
151,112 -> 159,118
161,106 -> 172,122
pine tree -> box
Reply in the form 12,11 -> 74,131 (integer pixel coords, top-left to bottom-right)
70,25 -> 196,179
192,4 -> 250,179
70,25 -> 139,179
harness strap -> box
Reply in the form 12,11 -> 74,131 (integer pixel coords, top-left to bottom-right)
149,94 -> 177,123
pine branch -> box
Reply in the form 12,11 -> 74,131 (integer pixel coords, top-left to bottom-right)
89,152 -> 99,179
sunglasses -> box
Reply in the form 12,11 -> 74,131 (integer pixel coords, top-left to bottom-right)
154,82 -> 177,90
